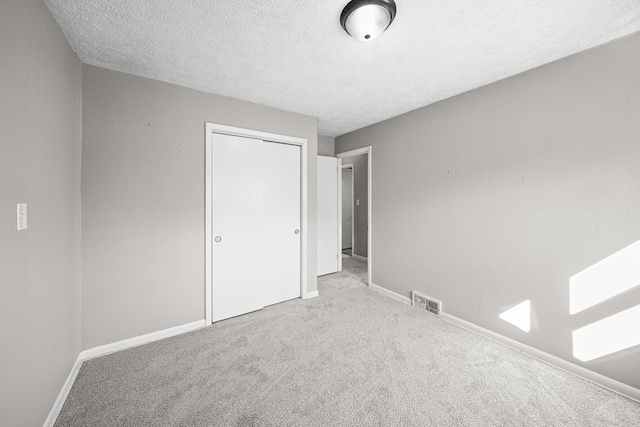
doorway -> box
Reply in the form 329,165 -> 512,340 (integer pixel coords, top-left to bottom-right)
336,146 -> 372,286
341,164 -> 354,257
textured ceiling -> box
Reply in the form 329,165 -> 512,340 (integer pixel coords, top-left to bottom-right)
45,0 -> 640,137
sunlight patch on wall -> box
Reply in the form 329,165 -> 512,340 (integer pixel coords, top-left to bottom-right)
572,304 -> 640,362
570,240 -> 640,315
499,300 -> 531,333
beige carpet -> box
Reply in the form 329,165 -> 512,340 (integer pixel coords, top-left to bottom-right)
55,258 -> 640,426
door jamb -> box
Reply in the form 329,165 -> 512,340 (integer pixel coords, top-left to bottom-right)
205,123 -> 309,325
336,147 -> 372,286
337,159 -> 343,272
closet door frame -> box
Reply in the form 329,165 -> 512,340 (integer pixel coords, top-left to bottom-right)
204,123 -> 309,325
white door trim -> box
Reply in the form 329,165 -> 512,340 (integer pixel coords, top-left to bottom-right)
337,159 -> 343,272
336,147 -> 372,286
205,123 -> 308,324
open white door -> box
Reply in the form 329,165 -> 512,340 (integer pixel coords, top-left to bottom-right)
317,156 -> 341,276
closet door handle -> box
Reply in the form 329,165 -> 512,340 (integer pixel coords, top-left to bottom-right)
215,236 -> 222,243
294,229 -> 299,235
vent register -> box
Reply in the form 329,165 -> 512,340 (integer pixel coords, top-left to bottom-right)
411,291 -> 442,316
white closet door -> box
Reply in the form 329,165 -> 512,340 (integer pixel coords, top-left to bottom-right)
317,156 -> 340,276
262,142 -> 301,306
212,133 -> 265,321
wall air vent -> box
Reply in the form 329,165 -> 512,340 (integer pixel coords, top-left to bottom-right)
411,291 -> 442,317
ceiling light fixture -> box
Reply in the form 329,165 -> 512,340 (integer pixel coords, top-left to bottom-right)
340,0 -> 397,41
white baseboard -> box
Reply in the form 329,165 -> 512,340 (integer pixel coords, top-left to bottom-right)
45,320 -> 206,426
79,320 -> 206,361
43,353 -> 84,427
366,282 -> 640,403
370,282 -> 411,305
441,313 -> 640,403
303,290 -> 319,299
352,254 -> 368,262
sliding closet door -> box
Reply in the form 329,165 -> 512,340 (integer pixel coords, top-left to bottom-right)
212,134 -> 302,321
212,133 -> 265,321
262,142 -> 301,306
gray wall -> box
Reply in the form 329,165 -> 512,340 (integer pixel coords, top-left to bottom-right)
0,0 -> 82,425
341,154 -> 368,258
318,135 -> 335,156
336,33 -> 640,389
82,66 -> 318,349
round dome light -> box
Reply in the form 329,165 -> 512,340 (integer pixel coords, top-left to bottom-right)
340,0 -> 397,41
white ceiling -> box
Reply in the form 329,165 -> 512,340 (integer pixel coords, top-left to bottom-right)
45,0 -> 640,137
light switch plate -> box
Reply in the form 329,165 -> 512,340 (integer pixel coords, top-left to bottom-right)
356,199 -> 360,206
17,203 -> 27,231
